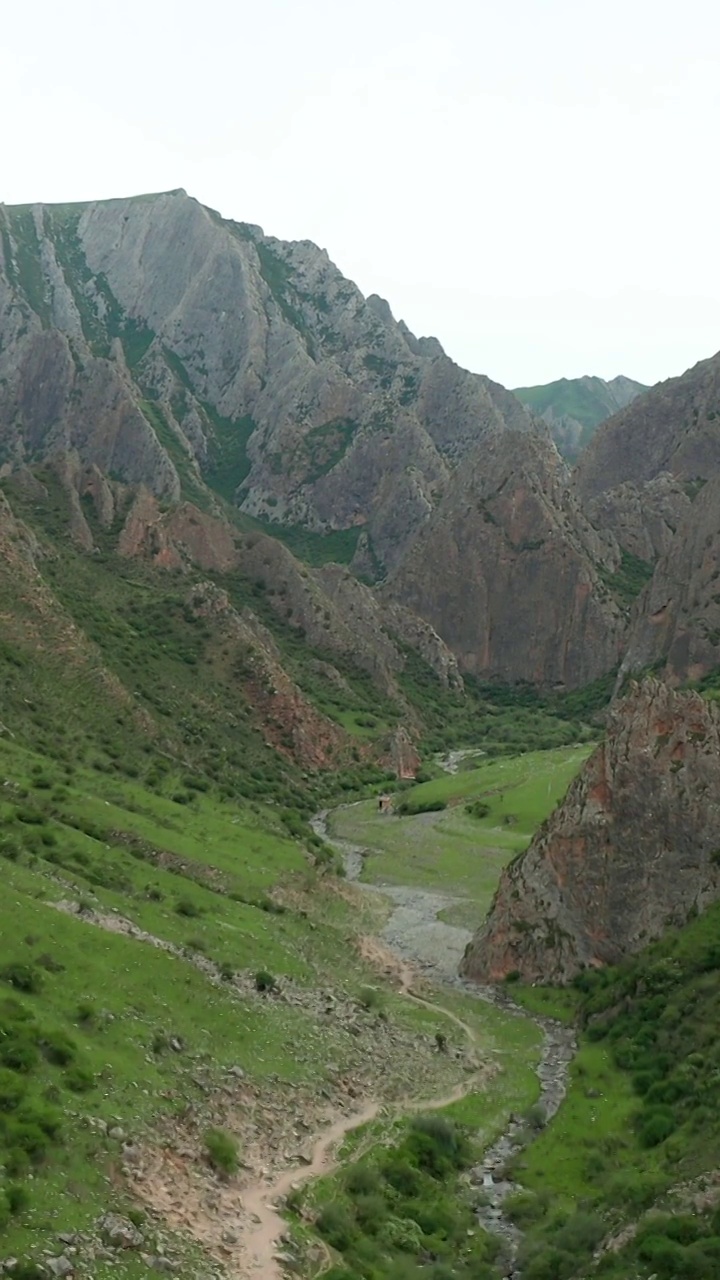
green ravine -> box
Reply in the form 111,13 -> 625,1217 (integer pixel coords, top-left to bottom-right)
1,473 -> 719,1279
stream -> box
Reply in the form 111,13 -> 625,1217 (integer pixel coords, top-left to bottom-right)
312,808 -> 577,1279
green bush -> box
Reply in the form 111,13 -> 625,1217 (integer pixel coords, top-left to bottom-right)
0,963 -> 42,994
637,1105 -> 676,1147
39,1029 -> 77,1066
175,897 -> 203,918
203,1127 -> 238,1176
317,1202 -> 357,1251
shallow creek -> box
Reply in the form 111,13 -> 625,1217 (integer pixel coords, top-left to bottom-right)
312,808 -> 577,1279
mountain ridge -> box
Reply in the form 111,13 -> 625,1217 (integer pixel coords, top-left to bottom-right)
513,372 -> 647,460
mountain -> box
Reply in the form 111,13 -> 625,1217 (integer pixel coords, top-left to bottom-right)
384,429 -> 625,688
460,679 -> 720,984
0,190 -> 532,578
513,374 -> 647,460
0,189 -> 638,689
575,351 -> 720,684
575,352 -> 720,500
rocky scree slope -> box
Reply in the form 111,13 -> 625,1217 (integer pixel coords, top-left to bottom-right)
461,679 -> 720,984
513,373 -> 647,460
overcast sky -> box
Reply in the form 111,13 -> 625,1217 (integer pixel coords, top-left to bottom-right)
3,0 -> 718,388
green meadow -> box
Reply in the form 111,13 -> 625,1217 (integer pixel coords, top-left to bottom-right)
328,746 -> 592,928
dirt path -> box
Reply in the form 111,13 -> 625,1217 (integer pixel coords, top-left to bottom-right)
236,932 -> 489,1279
63,805 -> 573,1280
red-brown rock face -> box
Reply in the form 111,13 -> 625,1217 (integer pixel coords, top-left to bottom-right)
460,680 -> 720,985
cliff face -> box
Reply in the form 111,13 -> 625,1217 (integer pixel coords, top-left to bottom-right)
574,352 -> 720,683
461,681 -> 720,984
584,472 -> 691,562
575,351 -> 720,501
385,430 -> 625,687
0,189 -> 639,689
619,474 -> 720,684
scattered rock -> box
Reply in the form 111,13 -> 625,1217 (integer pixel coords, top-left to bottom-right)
98,1212 -> 144,1249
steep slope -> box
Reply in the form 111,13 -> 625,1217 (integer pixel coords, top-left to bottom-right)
575,351 -> 720,500
514,373 -> 647,460
0,190 -> 533,575
575,352 -> 720,682
461,680 -> 720,983
619,472 -> 720,683
384,430 -> 625,687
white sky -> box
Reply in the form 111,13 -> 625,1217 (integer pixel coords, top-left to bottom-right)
3,0 -> 719,388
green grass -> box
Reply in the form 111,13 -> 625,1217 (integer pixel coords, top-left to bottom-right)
506,901 -> 720,1279
329,747 -> 592,923
598,549 -> 655,607
0,726 -> 492,1271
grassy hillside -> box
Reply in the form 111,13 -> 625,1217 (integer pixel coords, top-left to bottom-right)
506,905 -> 720,1279
0,728 -> 550,1275
0,470 -> 613,1277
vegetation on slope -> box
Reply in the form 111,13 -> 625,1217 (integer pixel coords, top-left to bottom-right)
507,904 -> 720,1279
329,747 -> 592,930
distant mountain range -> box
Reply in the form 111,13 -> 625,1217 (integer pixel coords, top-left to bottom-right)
513,374 -> 648,459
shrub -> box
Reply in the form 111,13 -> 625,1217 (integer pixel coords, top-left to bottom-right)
1,963 -> 42,994
637,1106 -> 676,1147
357,986 -> 384,1011
344,1164 -> 381,1196
353,1193 -> 387,1233
175,897 -> 202,918
407,1115 -> 471,1177
204,1127 -> 239,1176
465,800 -> 490,819
254,970 -> 276,993
317,1202 -> 357,1251
397,798 -> 447,816
524,1103 -> 547,1131
39,1030 -> 77,1066
64,1065 -> 95,1093
504,1189 -> 548,1226
76,1001 -> 96,1024
382,1156 -> 423,1196
6,1182 -> 30,1214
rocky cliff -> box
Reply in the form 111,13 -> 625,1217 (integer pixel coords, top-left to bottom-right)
574,352 -> 720,683
575,351 -> 720,501
460,680 -> 720,984
619,474 -> 720,683
514,374 -> 647,461
384,430 -> 625,687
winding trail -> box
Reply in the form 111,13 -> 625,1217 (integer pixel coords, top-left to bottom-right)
313,807 -> 577,1280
